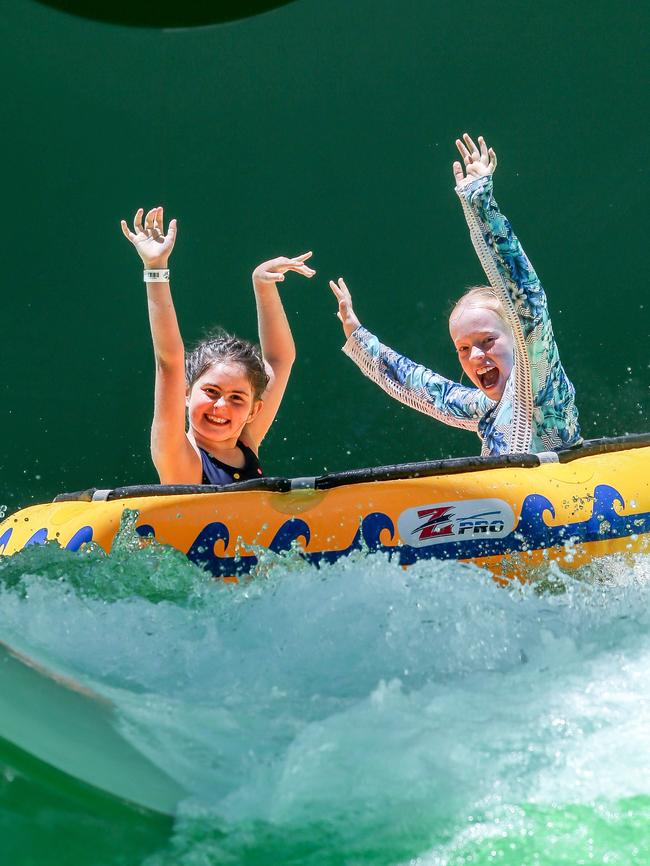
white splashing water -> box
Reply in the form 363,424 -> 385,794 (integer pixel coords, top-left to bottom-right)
2,539 -> 650,863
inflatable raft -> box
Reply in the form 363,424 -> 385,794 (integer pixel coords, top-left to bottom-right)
2,434 -> 650,580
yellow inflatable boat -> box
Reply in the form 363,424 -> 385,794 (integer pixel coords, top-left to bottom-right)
2,434 -> 650,580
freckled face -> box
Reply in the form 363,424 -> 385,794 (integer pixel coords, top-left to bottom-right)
449,306 -> 514,401
187,362 -> 261,446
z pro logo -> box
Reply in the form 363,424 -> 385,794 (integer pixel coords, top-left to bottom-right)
397,498 -> 515,548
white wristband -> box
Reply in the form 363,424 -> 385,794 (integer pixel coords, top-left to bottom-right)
143,268 -> 170,282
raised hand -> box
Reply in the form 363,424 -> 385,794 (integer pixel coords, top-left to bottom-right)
452,133 -> 497,189
120,206 -> 177,268
329,277 -> 361,339
252,252 -> 316,288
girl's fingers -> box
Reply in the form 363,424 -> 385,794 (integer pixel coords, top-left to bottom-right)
463,132 -> 479,155
452,161 -> 464,182
259,252 -> 313,272
265,264 -> 289,277
489,148 -> 497,170
478,136 -> 488,159
287,264 -> 316,277
134,207 -> 144,233
268,263 -> 316,278
167,217 -> 178,241
144,208 -> 156,232
455,138 -> 470,163
120,220 -> 135,241
153,207 -> 165,237
331,281 -> 353,324
329,277 -> 349,293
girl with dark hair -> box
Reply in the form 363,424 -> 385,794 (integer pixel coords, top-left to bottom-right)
121,206 -> 314,484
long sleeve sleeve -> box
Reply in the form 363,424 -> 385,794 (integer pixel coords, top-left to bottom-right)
456,176 -> 580,452
343,326 -> 491,433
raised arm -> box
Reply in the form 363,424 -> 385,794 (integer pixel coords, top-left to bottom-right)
329,278 -> 489,431
241,252 -> 315,448
120,207 -> 201,483
453,133 -> 580,451
453,134 -> 548,340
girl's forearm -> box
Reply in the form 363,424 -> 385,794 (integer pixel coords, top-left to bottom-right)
146,281 -> 185,367
343,326 -> 485,428
460,176 -> 546,320
253,283 -> 296,368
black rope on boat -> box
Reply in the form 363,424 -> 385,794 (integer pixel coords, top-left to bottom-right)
53,477 -> 291,502
313,453 -> 539,490
51,432 -> 650,503
557,432 -> 650,462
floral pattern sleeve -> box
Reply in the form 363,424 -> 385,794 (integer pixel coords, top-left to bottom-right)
457,176 -> 581,453
343,326 -> 491,434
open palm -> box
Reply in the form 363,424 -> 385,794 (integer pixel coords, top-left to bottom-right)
452,133 -> 497,189
121,206 -> 177,268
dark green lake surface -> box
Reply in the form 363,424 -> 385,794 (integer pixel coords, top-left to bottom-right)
1,1 -> 649,864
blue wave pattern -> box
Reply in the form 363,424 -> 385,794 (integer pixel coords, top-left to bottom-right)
0,525 -> 92,554
0,528 -> 12,553
150,484 -> 647,577
8,484 -> 648,578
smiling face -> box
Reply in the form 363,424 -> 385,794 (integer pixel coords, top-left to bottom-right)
449,304 -> 514,401
187,361 -> 262,448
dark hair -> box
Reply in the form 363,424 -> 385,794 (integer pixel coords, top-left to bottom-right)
185,330 -> 269,400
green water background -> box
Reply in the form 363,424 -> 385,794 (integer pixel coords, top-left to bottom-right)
1,0 -> 648,512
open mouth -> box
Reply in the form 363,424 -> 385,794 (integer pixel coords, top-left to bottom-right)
477,367 -> 499,391
205,415 -> 230,427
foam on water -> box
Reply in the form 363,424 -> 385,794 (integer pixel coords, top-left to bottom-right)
1,525 -> 650,864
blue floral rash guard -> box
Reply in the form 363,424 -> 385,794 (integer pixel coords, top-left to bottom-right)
343,175 -> 581,456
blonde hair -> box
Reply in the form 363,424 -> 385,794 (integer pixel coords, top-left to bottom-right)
449,286 -> 511,331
